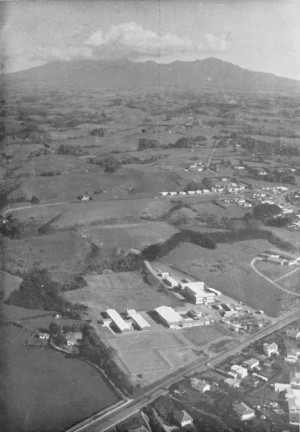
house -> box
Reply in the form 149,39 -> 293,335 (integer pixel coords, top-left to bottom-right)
190,378 -> 210,393
65,332 -> 82,346
37,331 -> 49,340
173,410 -> 193,428
286,328 -> 300,340
231,365 -> 248,379
224,378 -> 241,388
263,342 -> 279,356
286,347 -> 300,363
243,358 -> 260,370
155,306 -> 183,329
232,402 -> 255,421
290,369 -> 300,388
160,192 -> 169,197
274,383 -> 291,392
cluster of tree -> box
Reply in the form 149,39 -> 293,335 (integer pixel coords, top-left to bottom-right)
61,275 -> 87,291
79,325 -> 135,395
90,128 -> 105,137
49,321 -> 83,346
89,154 -> 121,173
184,177 -> 213,192
252,203 -> 282,223
138,138 -> 160,151
6,268 -> 86,317
40,171 -> 61,177
247,166 -> 296,185
57,144 -> 88,156
87,251 -> 143,274
120,154 -> 164,165
142,230 -> 216,261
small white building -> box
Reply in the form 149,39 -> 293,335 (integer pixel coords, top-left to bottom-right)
174,410 -> 193,428
190,378 -> 210,393
160,192 -> 169,197
129,312 -> 151,331
224,378 -> 241,388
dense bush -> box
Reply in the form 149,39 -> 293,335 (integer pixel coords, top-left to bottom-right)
6,268 -> 86,315
89,155 -> 121,173
57,144 -> 88,156
138,138 -> 159,151
90,128 -> 105,137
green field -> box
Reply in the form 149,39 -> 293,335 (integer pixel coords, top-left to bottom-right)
0,325 -> 119,432
182,324 -> 234,347
161,240 -> 293,316
64,272 -> 182,313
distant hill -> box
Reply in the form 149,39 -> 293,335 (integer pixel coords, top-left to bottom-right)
2,57 -> 300,94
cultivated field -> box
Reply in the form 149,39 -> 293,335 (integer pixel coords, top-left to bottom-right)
64,272 -> 182,314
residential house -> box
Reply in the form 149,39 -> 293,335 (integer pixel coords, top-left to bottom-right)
173,410 -> 193,428
243,358 -> 260,370
286,328 -> 300,340
286,347 -> 300,363
224,377 -> 241,388
190,378 -> 210,393
232,402 -> 255,421
65,332 -> 82,347
263,342 -> 279,356
290,369 -> 300,388
231,365 -> 248,379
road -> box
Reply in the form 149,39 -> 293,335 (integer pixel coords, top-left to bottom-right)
65,307 -> 299,432
251,257 -> 300,297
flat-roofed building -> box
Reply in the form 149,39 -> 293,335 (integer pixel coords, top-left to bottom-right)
243,358 -> 260,370
106,309 -> 132,333
155,306 -> 183,328
180,281 -> 215,305
224,378 -> 241,388
231,364 -> 248,379
130,313 -> 151,331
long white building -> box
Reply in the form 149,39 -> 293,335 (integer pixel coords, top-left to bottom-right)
106,309 -> 132,333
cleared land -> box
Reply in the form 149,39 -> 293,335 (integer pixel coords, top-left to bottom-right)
279,268 -> 300,293
0,271 -> 22,300
161,240 -> 294,316
0,325 -> 119,432
64,272 -> 182,314
79,221 -> 178,250
182,324 -> 234,347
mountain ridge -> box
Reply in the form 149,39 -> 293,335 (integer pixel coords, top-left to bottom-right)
2,57 -> 300,94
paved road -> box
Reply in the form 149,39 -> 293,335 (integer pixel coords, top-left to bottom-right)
251,257 -> 300,297
65,308 -> 300,432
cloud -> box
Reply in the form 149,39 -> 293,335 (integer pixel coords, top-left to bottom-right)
85,22 -> 228,60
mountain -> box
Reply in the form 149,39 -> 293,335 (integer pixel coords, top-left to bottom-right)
2,57 -> 300,94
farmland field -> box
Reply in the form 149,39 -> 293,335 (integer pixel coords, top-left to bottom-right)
0,324 -> 119,432
0,271 -> 22,300
64,272 -> 182,313
279,268 -> 300,293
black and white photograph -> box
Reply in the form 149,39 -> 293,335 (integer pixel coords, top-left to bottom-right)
0,1 -> 300,431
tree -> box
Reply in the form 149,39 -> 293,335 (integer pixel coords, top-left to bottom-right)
101,155 -> 121,173
253,203 -> 282,222
30,195 -> 40,204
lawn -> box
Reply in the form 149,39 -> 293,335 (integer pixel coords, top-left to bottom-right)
279,268 -> 300,293
64,272 -> 182,313
0,325 -> 119,432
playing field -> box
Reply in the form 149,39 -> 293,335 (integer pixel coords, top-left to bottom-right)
64,272 -> 182,312
109,330 -> 198,385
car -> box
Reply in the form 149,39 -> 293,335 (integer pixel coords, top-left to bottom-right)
180,278 -> 190,283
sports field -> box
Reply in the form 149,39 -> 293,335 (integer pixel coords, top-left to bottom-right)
64,272 -> 182,313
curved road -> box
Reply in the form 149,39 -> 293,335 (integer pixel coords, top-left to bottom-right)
251,257 -> 300,297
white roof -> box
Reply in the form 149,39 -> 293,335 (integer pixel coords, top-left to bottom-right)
106,309 -> 131,331
155,306 -> 182,324
181,282 -> 214,298
131,313 -> 151,329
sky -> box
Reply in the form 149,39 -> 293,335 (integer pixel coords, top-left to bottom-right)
1,0 -> 300,80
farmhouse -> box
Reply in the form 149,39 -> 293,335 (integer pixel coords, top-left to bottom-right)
155,306 -> 183,328
232,402 -> 255,421
173,410 -> 193,428
65,332 -> 82,347
106,309 -> 132,333
180,281 -> 215,304
263,342 -> 279,356
37,331 -> 50,340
